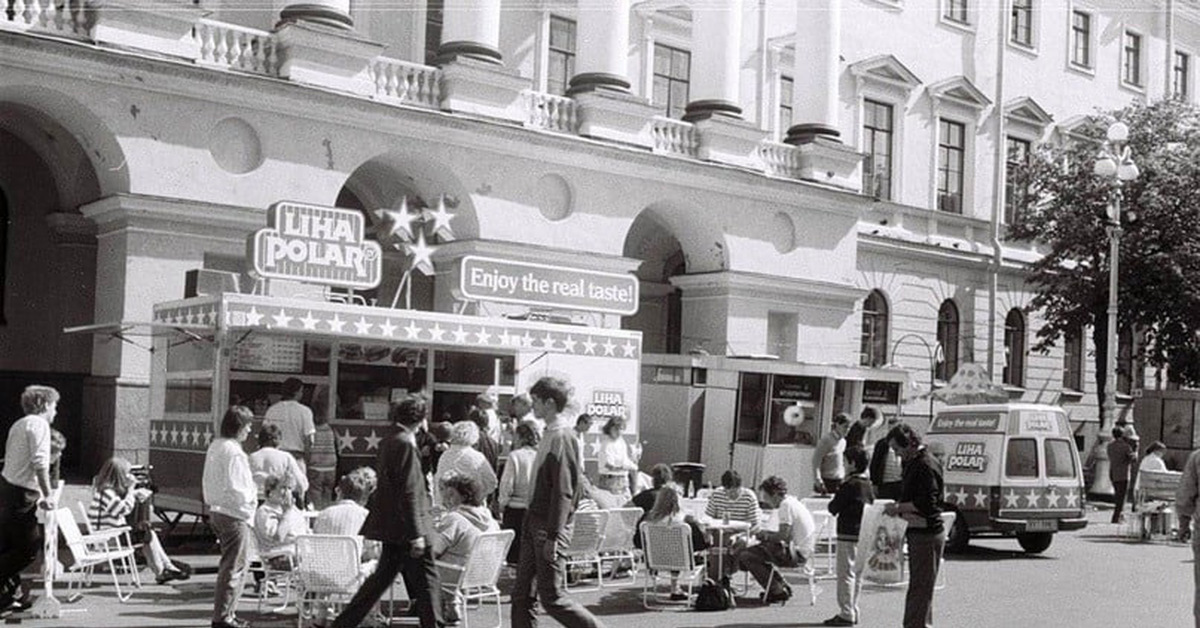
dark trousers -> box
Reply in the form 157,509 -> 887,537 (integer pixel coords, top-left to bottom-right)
502,506 -> 526,565
734,540 -> 803,596
903,531 -> 945,628
875,481 -> 903,501
822,478 -> 844,494
333,541 -> 443,628
1112,480 -> 1130,522
209,512 -> 250,624
511,526 -> 605,628
0,478 -> 40,606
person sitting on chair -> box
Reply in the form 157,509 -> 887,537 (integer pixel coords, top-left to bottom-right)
254,473 -> 308,574
733,475 -> 815,605
434,472 -> 499,626
637,484 -> 708,600
89,456 -> 191,585
314,467 -> 381,562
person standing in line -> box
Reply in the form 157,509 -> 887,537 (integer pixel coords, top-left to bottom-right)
499,422 -> 540,566
263,377 -> 315,477
248,424 -> 309,503
869,415 -> 904,500
510,394 -> 544,435
884,422 -> 945,628
595,417 -> 639,506
202,406 -> 258,628
1174,446 -> 1200,628
474,391 -> 503,442
511,377 -> 607,628
333,395 -> 443,628
1107,426 -> 1138,524
824,447 -> 874,626
307,410 -> 339,510
0,385 -> 59,613
813,413 -> 851,494
846,406 -> 881,451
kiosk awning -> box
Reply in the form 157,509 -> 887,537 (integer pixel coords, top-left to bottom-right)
63,321 -> 215,352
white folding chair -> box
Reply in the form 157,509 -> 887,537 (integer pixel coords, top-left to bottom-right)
935,511 -> 955,591
54,507 -> 141,602
244,529 -> 296,613
561,510 -> 608,592
75,500 -> 143,587
639,522 -> 705,610
597,508 -> 642,584
436,529 -> 514,628
294,534 -> 365,628
761,538 -> 821,606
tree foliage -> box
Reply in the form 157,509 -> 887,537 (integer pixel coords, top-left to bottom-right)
1009,99 -> 1200,402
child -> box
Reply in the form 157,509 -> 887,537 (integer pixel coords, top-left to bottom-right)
307,412 -> 338,509
824,446 -> 874,627
434,472 -> 499,626
253,473 -> 308,575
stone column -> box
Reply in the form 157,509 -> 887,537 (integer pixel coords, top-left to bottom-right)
278,0 -> 353,30
569,0 -> 632,94
785,0 -> 840,143
684,0 -> 744,121
438,0 -> 503,64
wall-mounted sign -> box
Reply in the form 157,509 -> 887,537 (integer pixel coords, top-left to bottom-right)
946,441 -> 988,473
231,335 -> 304,373
249,201 -> 382,289
863,380 -> 901,405
587,390 -> 628,420
771,375 -> 822,401
930,413 -> 1003,433
459,256 -> 639,316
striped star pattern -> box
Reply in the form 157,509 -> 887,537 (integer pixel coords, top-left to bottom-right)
943,484 -> 1083,511
149,420 -> 214,452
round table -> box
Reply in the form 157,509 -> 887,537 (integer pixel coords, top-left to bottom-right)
701,518 -> 751,578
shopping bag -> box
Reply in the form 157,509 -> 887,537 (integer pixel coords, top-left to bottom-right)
854,503 -> 907,585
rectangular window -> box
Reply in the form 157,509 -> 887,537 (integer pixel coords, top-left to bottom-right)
778,76 -> 794,136
424,0 -> 444,66
1005,137 -> 1030,224
862,99 -> 894,200
1063,327 -> 1083,392
1005,438 -> 1039,478
1011,0 -> 1032,46
1175,50 -> 1191,99
1123,31 -> 1142,86
546,16 -> 577,96
1045,439 -> 1078,479
937,119 -> 965,214
653,43 -> 691,119
944,0 -> 968,24
1071,11 -> 1091,67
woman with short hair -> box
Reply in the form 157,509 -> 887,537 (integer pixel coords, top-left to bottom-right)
434,420 -> 498,509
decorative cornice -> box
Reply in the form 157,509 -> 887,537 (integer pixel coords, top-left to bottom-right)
670,270 -> 865,306
80,194 -> 261,240
849,54 -> 923,93
928,75 -> 992,112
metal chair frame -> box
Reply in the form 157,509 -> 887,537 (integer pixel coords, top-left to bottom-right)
639,522 -> 705,610
560,510 -> 608,593
436,529 -> 515,628
597,508 -> 642,585
294,534 -> 364,628
54,507 -> 141,602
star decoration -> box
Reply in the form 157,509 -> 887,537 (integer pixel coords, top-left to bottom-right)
452,326 -> 470,343
540,333 -> 556,349
622,341 -> 637,357
379,319 -> 398,337
1004,490 -> 1021,508
521,332 -> 535,348
475,329 -> 492,345
429,324 -> 446,341
582,337 -> 597,354
972,488 -> 989,507
952,487 -> 969,505
601,338 -> 617,356
425,195 -> 456,242
271,308 -> 293,328
364,430 -> 382,451
404,321 -> 423,339
407,231 -> 436,276
1027,491 -> 1042,508
299,311 -> 320,330
372,198 -> 420,248
327,314 -> 346,333
354,317 -> 374,335
1064,490 -> 1079,507
562,336 -> 578,353
1046,488 -> 1062,507
337,429 -> 358,453
245,306 -> 264,326
587,439 -> 602,456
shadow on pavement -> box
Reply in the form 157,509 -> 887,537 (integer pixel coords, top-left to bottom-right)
944,545 -> 1053,561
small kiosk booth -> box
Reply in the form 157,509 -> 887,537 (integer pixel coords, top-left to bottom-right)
141,202 -> 642,516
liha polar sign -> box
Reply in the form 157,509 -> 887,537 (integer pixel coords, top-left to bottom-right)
249,201 -> 383,289
459,256 -> 639,316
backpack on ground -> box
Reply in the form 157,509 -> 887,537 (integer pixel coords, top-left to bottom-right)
693,577 -> 736,611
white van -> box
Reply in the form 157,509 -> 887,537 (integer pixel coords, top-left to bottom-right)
925,403 -> 1088,553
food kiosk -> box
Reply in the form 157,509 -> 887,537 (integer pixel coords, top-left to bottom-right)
144,201 -> 642,517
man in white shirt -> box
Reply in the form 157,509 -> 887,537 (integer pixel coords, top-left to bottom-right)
813,413 -> 851,494
734,475 -> 815,605
0,385 -> 59,612
203,406 -> 258,628
263,378 -> 315,474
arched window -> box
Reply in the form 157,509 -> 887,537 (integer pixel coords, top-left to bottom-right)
860,290 -> 889,367
936,300 -> 959,381
1003,308 -> 1026,387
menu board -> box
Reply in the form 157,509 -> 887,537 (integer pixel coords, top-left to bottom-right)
231,335 -> 305,373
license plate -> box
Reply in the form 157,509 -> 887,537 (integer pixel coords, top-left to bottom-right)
1026,519 -> 1058,532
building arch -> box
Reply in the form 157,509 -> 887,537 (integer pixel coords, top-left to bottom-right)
936,299 -> 960,381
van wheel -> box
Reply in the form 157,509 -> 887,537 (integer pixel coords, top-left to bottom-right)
1016,532 -> 1053,554
946,511 -> 969,553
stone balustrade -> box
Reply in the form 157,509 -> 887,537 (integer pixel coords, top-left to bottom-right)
369,58 -> 442,108
1,0 -> 87,36
522,90 -> 579,134
758,140 -> 802,179
193,19 -> 278,76
651,116 -> 699,158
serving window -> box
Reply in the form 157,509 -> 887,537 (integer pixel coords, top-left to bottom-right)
735,372 -> 822,446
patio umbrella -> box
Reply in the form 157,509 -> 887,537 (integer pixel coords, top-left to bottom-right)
929,362 -> 1010,405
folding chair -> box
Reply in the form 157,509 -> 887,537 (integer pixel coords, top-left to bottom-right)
597,508 -> 642,585
75,500 -> 143,586
560,510 -> 608,592
639,522 -> 705,610
436,529 -> 514,628
54,507 -> 141,602
244,529 -> 296,613
935,511 -> 955,591
294,534 -> 365,628
808,510 -> 837,578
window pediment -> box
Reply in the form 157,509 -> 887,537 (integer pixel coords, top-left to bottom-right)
1005,96 -> 1053,140
850,54 -> 923,96
928,76 -> 991,113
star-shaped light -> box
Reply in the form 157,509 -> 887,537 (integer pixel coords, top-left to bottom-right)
601,338 -> 617,356
327,314 -> 346,333
452,326 -> 470,343
425,195 -> 456,242
364,430 -> 382,451
299,311 -> 320,330
622,341 -> 637,357
354,317 -> 374,335
245,306 -> 264,326
406,230 -> 436,276
1004,490 -> 1021,508
562,336 -> 578,353
372,198 -> 419,248
271,308 -> 293,328
404,321 -> 423,339
337,429 -> 358,453
428,324 -> 446,341
378,319 -> 398,337
475,329 -> 492,345
582,337 -> 598,354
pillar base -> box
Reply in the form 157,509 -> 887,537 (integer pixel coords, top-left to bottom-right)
566,72 -> 631,95
682,99 -> 743,123
87,0 -> 206,59
790,136 -> 865,191
274,21 -> 385,96
278,3 -> 354,30
573,89 -> 660,149
439,56 -> 527,122
436,40 -> 503,66
691,114 -> 764,169
784,122 -> 841,145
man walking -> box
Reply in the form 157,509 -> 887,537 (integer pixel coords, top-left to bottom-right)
813,413 -> 850,494
1107,426 -> 1137,524
334,395 -> 442,628
263,378 -> 315,475
1176,447 -> 1200,628
511,377 -> 606,628
884,422 -> 945,628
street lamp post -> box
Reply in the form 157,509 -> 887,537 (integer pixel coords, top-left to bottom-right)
1089,121 -> 1140,497
890,333 -> 943,421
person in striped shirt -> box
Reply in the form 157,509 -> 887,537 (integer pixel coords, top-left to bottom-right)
704,469 -> 761,526
89,457 -> 189,584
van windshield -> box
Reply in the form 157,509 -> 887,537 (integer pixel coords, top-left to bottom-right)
1005,438 -> 1038,478
1044,439 -> 1077,478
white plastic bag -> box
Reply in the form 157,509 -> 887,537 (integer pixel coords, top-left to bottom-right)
855,503 -> 908,585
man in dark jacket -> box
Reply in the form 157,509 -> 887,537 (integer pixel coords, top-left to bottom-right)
511,377 -> 606,628
884,423 -> 945,628
334,395 -> 443,628
869,415 -> 904,500
1107,426 -> 1138,524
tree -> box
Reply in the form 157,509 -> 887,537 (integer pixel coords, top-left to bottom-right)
1008,99 -> 1200,410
